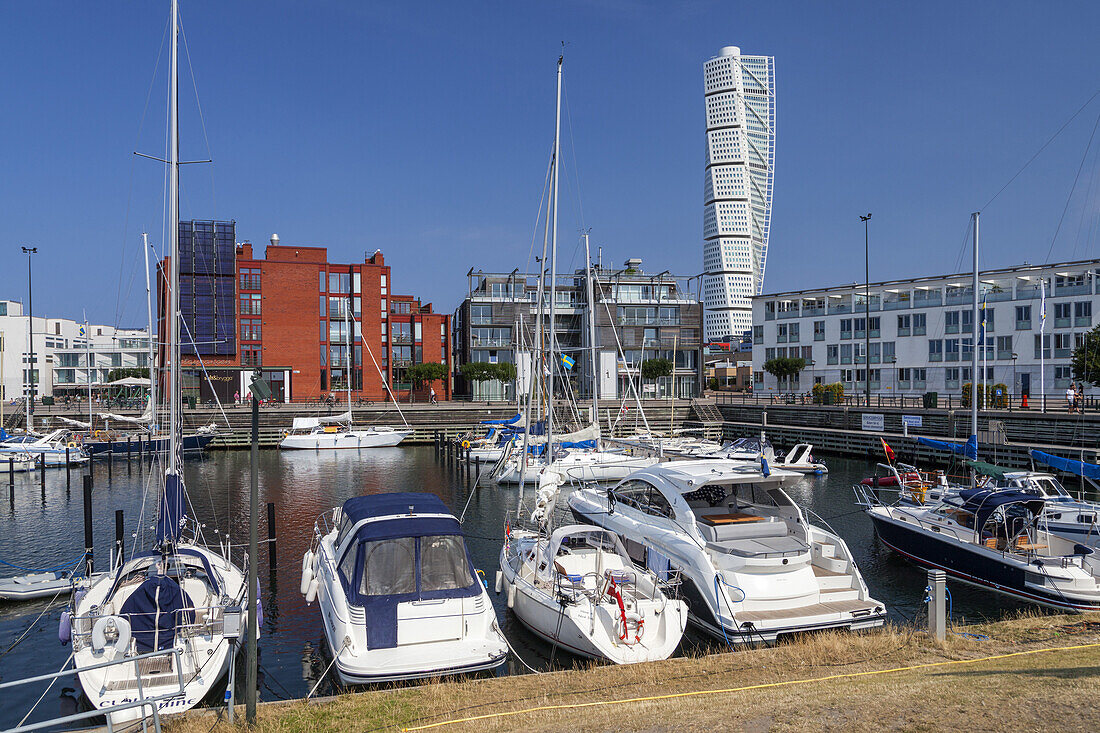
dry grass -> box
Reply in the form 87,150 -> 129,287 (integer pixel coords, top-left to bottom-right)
168,613 -> 1100,733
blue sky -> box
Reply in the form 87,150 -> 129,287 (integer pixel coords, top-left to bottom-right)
2,0 -> 1099,327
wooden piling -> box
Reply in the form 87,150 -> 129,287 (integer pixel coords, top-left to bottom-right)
267,502 -> 277,570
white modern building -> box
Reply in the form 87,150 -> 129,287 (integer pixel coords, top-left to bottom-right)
0,299 -> 150,406
751,260 -> 1100,399
702,45 -> 776,342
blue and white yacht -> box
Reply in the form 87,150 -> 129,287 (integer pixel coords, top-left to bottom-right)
301,493 -> 508,684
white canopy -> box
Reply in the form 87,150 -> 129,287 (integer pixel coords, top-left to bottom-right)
527,423 -> 600,445
291,411 -> 352,430
106,377 -> 151,387
56,416 -> 92,429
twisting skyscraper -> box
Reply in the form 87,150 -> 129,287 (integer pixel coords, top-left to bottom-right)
702,46 -> 775,341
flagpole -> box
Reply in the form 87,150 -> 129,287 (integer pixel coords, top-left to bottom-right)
1040,278 -> 1047,413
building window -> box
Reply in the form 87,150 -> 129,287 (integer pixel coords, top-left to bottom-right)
471,304 -> 493,325
329,272 -> 351,293
776,324 -> 787,343
913,312 -> 927,336
1016,305 -> 1031,330
882,341 -> 895,362
1034,333 -> 1051,359
945,367 -> 960,390
840,319 -> 852,340
928,339 -> 943,362
353,272 -> 361,293
392,301 -> 412,315
897,314 -> 910,336
242,346 -> 261,366
319,296 -> 327,317
1054,332 -> 1072,358
1075,301 -> 1092,327
813,321 -> 825,341
945,338 -> 960,361
239,293 -> 261,315
239,268 -> 261,291
980,307 -> 994,332
753,325 -> 763,343
241,319 -> 261,342
319,271 -> 327,291
945,311 -> 960,334
788,323 -> 800,343
996,335 -> 1014,359
840,344 -> 852,364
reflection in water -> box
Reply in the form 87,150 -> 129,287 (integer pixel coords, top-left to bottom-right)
0,447 -> 1076,729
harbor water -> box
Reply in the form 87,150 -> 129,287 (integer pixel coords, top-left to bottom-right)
0,447 -> 1035,729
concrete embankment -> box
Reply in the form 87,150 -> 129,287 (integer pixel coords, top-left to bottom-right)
166,611 -> 1100,733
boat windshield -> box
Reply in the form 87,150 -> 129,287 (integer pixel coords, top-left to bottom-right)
1033,476 -> 1071,498
345,534 -> 475,600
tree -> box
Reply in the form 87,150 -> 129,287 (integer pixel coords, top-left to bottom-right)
640,358 -> 673,381
1071,324 -> 1100,386
406,362 -> 448,390
105,367 -> 150,383
762,357 -> 806,392
493,362 -> 517,383
459,362 -> 496,384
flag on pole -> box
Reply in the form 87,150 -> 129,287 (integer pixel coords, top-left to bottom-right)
881,438 -> 896,463
759,453 -> 771,477
79,324 -> 86,338
1040,280 -> 1047,331
560,354 -> 575,370
978,296 -> 987,344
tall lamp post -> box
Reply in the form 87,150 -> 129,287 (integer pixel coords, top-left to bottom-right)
860,214 -> 872,405
1011,352 -> 1019,409
21,246 -> 38,431
890,356 -> 898,404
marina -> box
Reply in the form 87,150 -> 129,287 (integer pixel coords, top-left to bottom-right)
0,446 -> 1076,730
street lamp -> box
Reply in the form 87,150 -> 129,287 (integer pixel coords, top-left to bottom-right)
21,246 -> 38,431
1012,352 -> 1019,408
860,214 -> 872,405
890,356 -> 898,403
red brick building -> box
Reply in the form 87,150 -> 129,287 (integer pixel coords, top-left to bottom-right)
162,223 -> 450,403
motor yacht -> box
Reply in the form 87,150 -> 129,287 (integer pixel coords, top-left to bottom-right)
302,493 -> 508,683
857,484 -> 1100,611
569,461 -> 886,644
280,415 -> 412,449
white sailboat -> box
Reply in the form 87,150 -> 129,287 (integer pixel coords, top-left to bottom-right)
280,296 -> 412,449
65,1 -> 248,722
497,56 -> 687,665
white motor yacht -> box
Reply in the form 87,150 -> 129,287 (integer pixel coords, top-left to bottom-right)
0,429 -> 89,467
498,524 -> 687,663
569,461 -> 886,644
302,493 -> 508,683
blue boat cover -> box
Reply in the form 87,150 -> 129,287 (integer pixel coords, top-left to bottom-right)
528,420 -> 546,436
0,428 -> 8,441
1031,450 -> 1100,481
120,575 -> 195,652
480,413 -> 522,425
107,548 -> 221,601
156,474 -> 187,544
917,434 -> 978,459
338,493 -> 480,650
957,488 -> 1045,531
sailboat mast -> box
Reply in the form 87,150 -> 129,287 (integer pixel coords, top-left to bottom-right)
346,295 -> 352,417
583,231 -> 598,432
547,54 -> 562,453
167,0 -> 181,476
143,232 -> 157,432
971,212 -> 979,452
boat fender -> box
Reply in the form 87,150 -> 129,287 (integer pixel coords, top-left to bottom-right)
494,570 -> 503,594
506,582 -> 516,609
305,577 -> 319,605
300,551 -> 315,595
59,610 -> 71,645
91,615 -> 131,659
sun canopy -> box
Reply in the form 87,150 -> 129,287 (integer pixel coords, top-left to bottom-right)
1031,450 -> 1100,481
292,411 -> 352,430
957,487 -> 1045,530
917,434 -> 978,459
106,376 -> 151,387
963,459 -> 1013,480
341,492 -> 460,543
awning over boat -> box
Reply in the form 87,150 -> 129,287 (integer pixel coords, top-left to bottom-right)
292,411 -> 352,430
917,434 -> 978,459
963,459 -> 1013,480
957,487 -> 1045,530
481,413 -> 522,425
1031,450 -> 1100,481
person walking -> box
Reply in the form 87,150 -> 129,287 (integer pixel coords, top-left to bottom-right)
233,390 -> 240,405
1066,384 -> 1076,413
429,385 -> 437,404
1074,383 -> 1084,414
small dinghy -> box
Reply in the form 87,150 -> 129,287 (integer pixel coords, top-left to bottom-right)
303,493 -> 508,684
0,570 -> 76,601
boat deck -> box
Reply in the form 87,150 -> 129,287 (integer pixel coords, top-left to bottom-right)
811,564 -> 845,577
735,598 -> 878,623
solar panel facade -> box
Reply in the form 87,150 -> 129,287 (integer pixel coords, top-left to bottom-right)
178,220 -> 237,356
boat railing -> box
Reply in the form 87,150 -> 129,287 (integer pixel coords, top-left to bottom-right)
72,606 -> 229,653
0,646 -> 185,733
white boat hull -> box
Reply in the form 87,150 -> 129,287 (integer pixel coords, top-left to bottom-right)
280,428 -> 412,449
494,453 -> 657,484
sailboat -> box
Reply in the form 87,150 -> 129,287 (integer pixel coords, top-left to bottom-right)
65,1 -> 248,721
279,296 -> 412,449
497,57 -> 687,665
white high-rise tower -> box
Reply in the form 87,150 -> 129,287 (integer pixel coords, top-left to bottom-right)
702,46 -> 775,341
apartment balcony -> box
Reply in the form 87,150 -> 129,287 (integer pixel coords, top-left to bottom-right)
1056,284 -> 1091,296
882,299 -> 911,311
470,338 -> 511,348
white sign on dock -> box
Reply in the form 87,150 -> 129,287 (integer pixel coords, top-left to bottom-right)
861,413 -> 885,432
901,415 -> 923,428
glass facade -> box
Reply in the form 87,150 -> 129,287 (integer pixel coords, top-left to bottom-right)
178,220 -> 236,356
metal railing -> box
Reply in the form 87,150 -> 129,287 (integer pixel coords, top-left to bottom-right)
0,647 -> 185,733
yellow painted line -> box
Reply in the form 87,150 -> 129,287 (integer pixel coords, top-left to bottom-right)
400,641 -> 1100,731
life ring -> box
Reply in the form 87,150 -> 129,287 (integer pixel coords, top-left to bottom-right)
67,442 -> 79,449
91,615 -> 132,659
93,430 -> 102,439
461,440 -> 471,450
